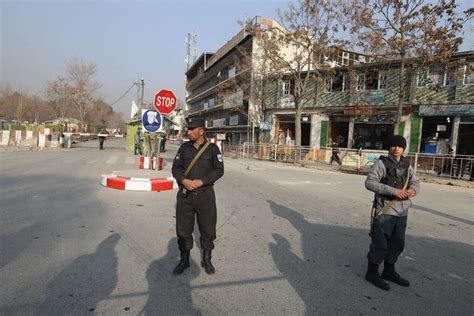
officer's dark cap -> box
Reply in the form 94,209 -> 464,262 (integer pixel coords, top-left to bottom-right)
186,117 -> 205,129
388,135 -> 407,149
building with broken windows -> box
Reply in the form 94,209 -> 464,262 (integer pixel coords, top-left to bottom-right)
264,50 -> 474,155
185,16 -> 474,155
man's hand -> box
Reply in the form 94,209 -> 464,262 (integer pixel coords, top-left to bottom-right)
181,179 -> 203,191
407,189 -> 416,197
191,179 -> 203,188
393,189 -> 410,200
182,179 -> 197,191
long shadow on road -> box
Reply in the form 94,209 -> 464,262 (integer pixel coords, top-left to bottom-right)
142,238 -> 201,315
268,200 -> 474,315
412,204 -> 474,226
37,233 -> 121,314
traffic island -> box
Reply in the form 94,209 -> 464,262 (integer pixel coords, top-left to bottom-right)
101,169 -> 178,191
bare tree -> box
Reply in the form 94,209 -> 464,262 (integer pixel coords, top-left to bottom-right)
66,57 -> 101,131
345,0 -> 473,134
262,0 -> 343,146
0,87 -> 54,124
46,77 -> 72,120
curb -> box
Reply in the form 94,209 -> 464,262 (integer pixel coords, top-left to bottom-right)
101,174 -> 178,191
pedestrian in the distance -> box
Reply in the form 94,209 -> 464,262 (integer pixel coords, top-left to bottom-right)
171,117 -> 224,275
365,135 -> 420,291
134,128 -> 143,155
330,142 -> 342,165
160,133 -> 166,152
98,128 -> 108,150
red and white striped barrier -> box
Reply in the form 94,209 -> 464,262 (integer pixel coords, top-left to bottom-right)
139,156 -> 156,169
0,130 -> 36,146
63,132 -> 124,138
138,156 -> 164,170
101,174 -> 178,191
1,131 -> 9,145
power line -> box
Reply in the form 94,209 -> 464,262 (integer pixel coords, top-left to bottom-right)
109,83 -> 135,106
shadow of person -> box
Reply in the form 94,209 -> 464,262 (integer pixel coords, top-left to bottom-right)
268,200 -> 366,314
142,238 -> 201,315
269,233 -> 319,314
37,233 -> 121,314
0,223 -> 41,269
267,200 -> 474,314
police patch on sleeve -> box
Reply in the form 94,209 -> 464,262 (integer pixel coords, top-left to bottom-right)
217,154 -> 223,162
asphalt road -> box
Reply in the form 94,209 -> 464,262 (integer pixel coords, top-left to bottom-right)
1,139 -> 473,315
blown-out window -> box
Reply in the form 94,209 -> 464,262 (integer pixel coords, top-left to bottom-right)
282,79 -> 294,95
357,71 -> 386,90
464,63 -> 474,85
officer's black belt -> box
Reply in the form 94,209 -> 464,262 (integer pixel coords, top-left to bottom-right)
189,185 -> 214,194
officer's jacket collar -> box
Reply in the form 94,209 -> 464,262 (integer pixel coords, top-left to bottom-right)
186,138 -> 208,149
387,153 -> 406,165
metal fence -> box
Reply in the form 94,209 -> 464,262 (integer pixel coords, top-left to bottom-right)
221,142 -> 473,181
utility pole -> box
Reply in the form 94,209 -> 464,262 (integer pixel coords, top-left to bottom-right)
133,78 -> 145,111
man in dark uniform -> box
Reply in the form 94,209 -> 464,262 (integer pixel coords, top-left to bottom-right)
171,117 -> 224,275
98,128 -> 108,150
365,135 -> 420,290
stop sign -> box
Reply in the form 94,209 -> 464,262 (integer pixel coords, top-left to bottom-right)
154,89 -> 177,114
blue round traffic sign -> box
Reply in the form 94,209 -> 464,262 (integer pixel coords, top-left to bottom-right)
142,109 -> 162,133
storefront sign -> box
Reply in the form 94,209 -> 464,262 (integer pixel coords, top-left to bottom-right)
213,118 -> 226,127
229,115 -> 239,126
355,91 -> 385,105
280,95 -> 295,108
344,107 -> 377,116
260,121 -> 272,131
419,104 -> 474,116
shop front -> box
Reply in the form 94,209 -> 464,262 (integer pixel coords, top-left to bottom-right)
327,106 -> 409,150
273,114 -> 311,146
419,105 -> 474,155
353,119 -> 394,150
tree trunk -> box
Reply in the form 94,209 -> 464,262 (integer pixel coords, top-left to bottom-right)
295,99 -> 302,146
394,52 -> 406,135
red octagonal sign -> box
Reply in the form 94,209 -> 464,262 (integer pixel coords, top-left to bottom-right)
154,89 -> 177,114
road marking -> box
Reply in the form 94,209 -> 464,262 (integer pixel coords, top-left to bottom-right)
106,156 -> 119,164
125,157 -> 136,164
275,180 -> 356,185
447,273 -> 466,281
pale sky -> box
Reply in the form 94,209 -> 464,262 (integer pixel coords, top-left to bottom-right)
1,0 -> 473,116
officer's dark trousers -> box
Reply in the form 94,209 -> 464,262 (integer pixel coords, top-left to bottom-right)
367,214 -> 407,265
176,187 -> 217,252
99,138 -> 105,150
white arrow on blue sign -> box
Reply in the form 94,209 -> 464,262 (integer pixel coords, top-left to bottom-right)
142,109 -> 162,133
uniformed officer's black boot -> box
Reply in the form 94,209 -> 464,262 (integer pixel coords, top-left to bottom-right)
382,262 -> 410,287
173,250 -> 190,275
365,262 -> 390,291
201,250 -> 215,274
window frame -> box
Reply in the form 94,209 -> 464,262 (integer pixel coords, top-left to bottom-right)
228,66 -> 236,79
282,79 -> 293,96
342,52 -> 350,66
463,63 -> 474,85
356,73 -> 366,91
418,66 -> 457,87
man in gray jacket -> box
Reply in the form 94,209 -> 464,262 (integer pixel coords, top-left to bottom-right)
365,135 -> 420,291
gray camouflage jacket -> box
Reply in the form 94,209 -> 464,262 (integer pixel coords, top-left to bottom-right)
365,154 -> 420,217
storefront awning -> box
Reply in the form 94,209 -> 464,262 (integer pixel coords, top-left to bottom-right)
419,105 -> 474,116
